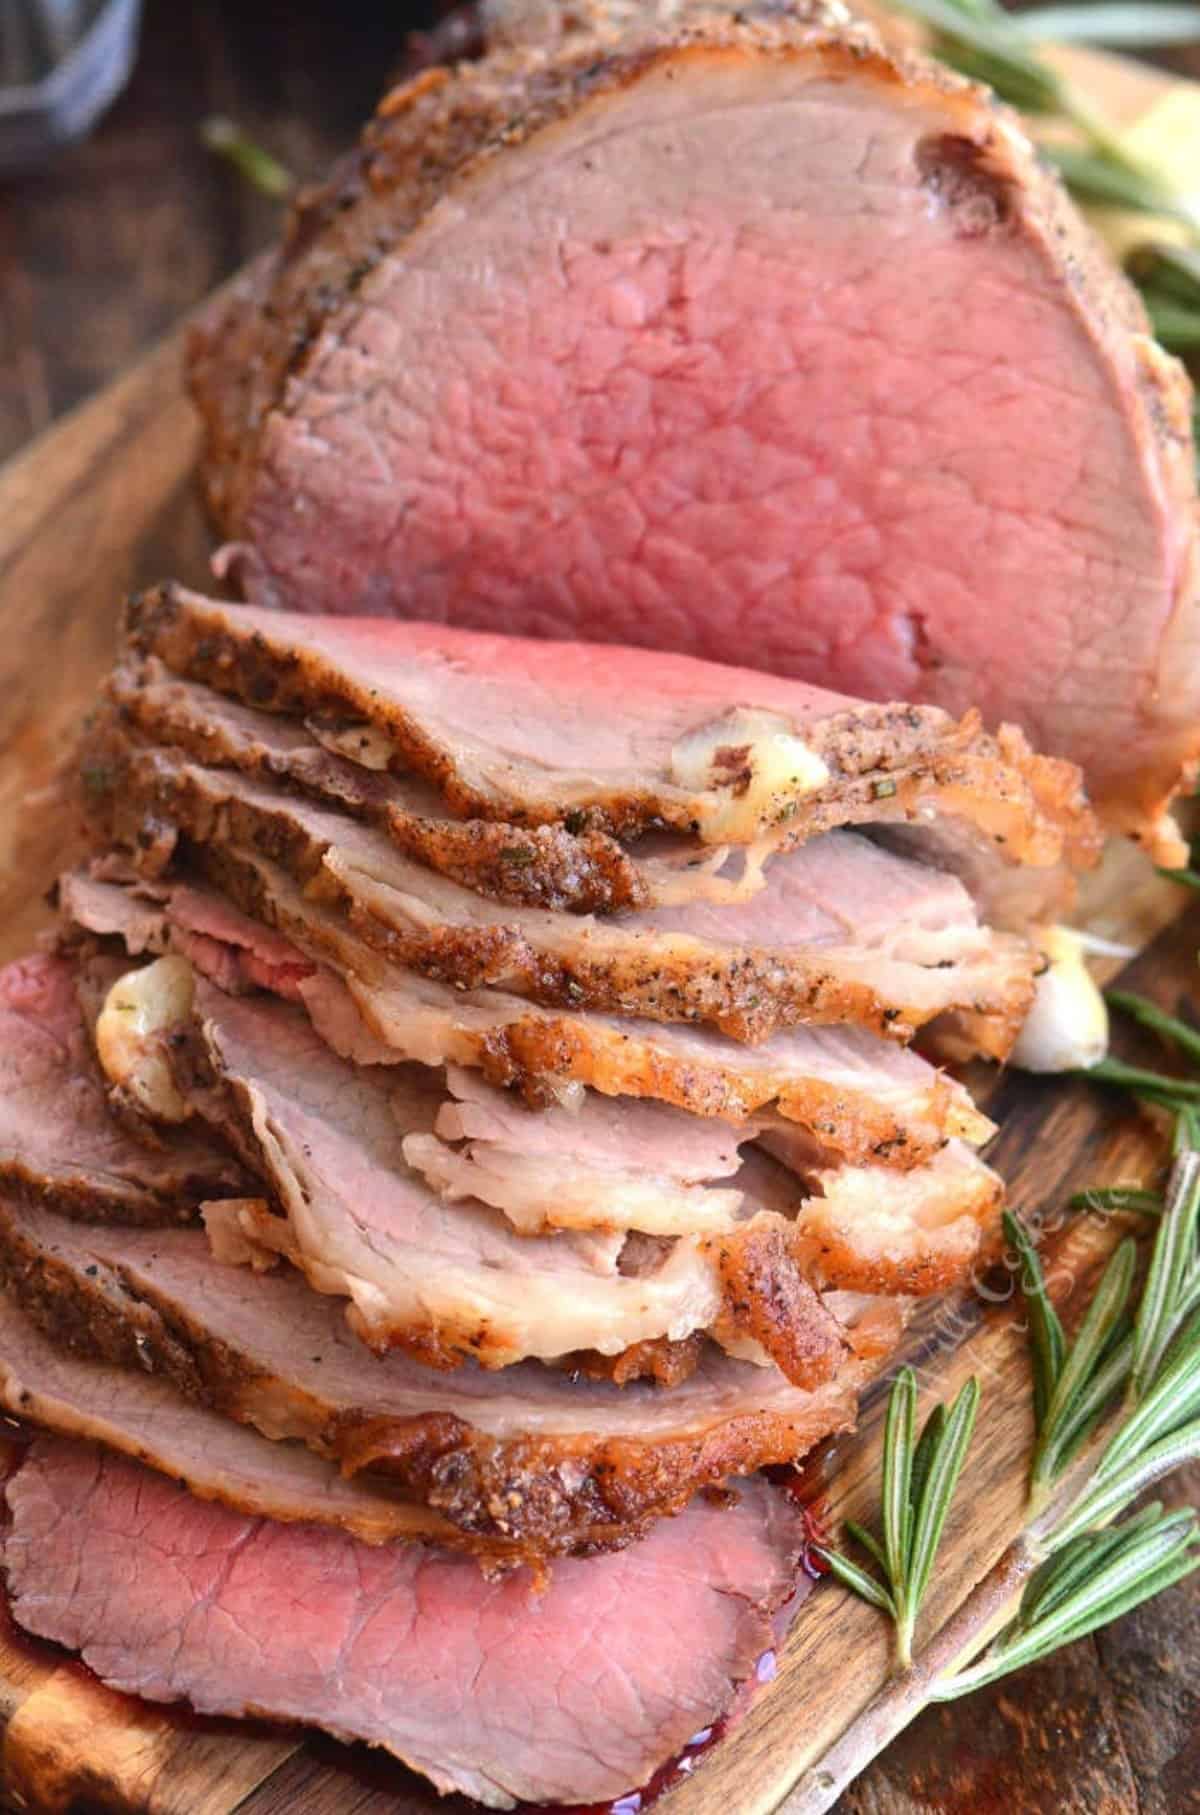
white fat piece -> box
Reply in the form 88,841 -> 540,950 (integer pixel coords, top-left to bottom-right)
670,708 -> 830,842
1010,926 -> 1109,1075
94,955 -> 196,1122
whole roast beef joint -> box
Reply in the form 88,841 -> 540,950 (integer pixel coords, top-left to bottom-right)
189,0 -> 1200,859
4,1 -> 1195,1807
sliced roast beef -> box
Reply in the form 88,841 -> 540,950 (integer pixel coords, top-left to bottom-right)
0,953 -> 244,1223
412,1063 -> 748,1236
0,1197 -> 876,1554
409,1069 -> 1003,1294
0,1288 -> 479,1551
192,848 -> 994,1163
124,588 -> 1098,875
6,1437 -> 809,1807
59,872 -> 1004,1300
111,659 -> 657,913
94,729 -> 1037,1052
109,656 -> 1082,928
181,976 -> 856,1382
184,4 -> 1197,857
61,860 -> 991,1163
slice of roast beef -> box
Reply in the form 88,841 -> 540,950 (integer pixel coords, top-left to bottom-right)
0,952 -> 245,1223
63,930 -> 861,1384
762,1131 -> 1003,1298
0,1286 -> 478,1551
184,976 -> 853,1382
111,658 -> 657,913
412,1062 -> 748,1236
6,1436 -> 809,1807
94,729 -> 1037,1052
410,1069 -> 1003,1295
60,873 -> 1004,1292
109,657 -> 1082,928
0,1197 -> 875,1554
60,861 -> 991,1163
189,848 -> 995,1163
124,587 -> 1099,872
184,4 -> 1197,858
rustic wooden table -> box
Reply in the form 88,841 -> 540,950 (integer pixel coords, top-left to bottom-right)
0,3 -> 1198,1810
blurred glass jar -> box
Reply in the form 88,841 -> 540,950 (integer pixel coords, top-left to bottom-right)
0,0 -> 143,173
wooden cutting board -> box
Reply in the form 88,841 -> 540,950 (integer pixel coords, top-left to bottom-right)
0,37 -> 1194,1815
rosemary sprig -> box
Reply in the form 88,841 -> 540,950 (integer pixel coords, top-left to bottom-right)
1079,1055 -> 1200,1112
1128,243 -> 1200,307
1003,1151 -> 1200,1543
1008,1205 -> 1137,1499
891,0 -> 1065,113
1125,248 -> 1200,352
818,1149 -> 1200,1699
816,1369 -> 980,1669
1139,298 -> 1200,351
931,1507 -> 1200,1699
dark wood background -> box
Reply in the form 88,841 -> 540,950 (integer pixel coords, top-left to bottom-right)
0,3 -> 1198,1809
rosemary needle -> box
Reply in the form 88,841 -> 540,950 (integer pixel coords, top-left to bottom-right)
201,118 -> 293,201
1067,1185 -> 1163,1217
1106,990 -> 1200,1068
1041,144 -> 1200,227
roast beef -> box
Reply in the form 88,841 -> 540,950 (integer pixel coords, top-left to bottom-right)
111,659 -> 655,912
109,654 -> 1085,929
0,953 -> 244,1222
58,871 -> 1007,1295
412,1062 -> 747,1235
5,1436 -> 809,1807
123,587 -> 1098,876
0,1285 -> 478,1550
0,1197 -> 877,1555
185,3 -> 1198,856
183,975 -> 862,1382
62,860 -> 991,1163
415,1070 -> 1003,1295
95,727 -> 1038,1052
190,847 -> 994,1162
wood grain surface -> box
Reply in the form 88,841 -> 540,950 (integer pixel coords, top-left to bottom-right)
0,14 -> 1198,1815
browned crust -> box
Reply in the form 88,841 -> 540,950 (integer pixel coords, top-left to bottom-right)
109,662 -> 655,915
711,1221 -> 850,1386
0,1165 -> 202,1230
123,583 -> 1100,874
559,1332 -> 708,1387
86,719 -> 1038,1055
0,1196 -> 861,1558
